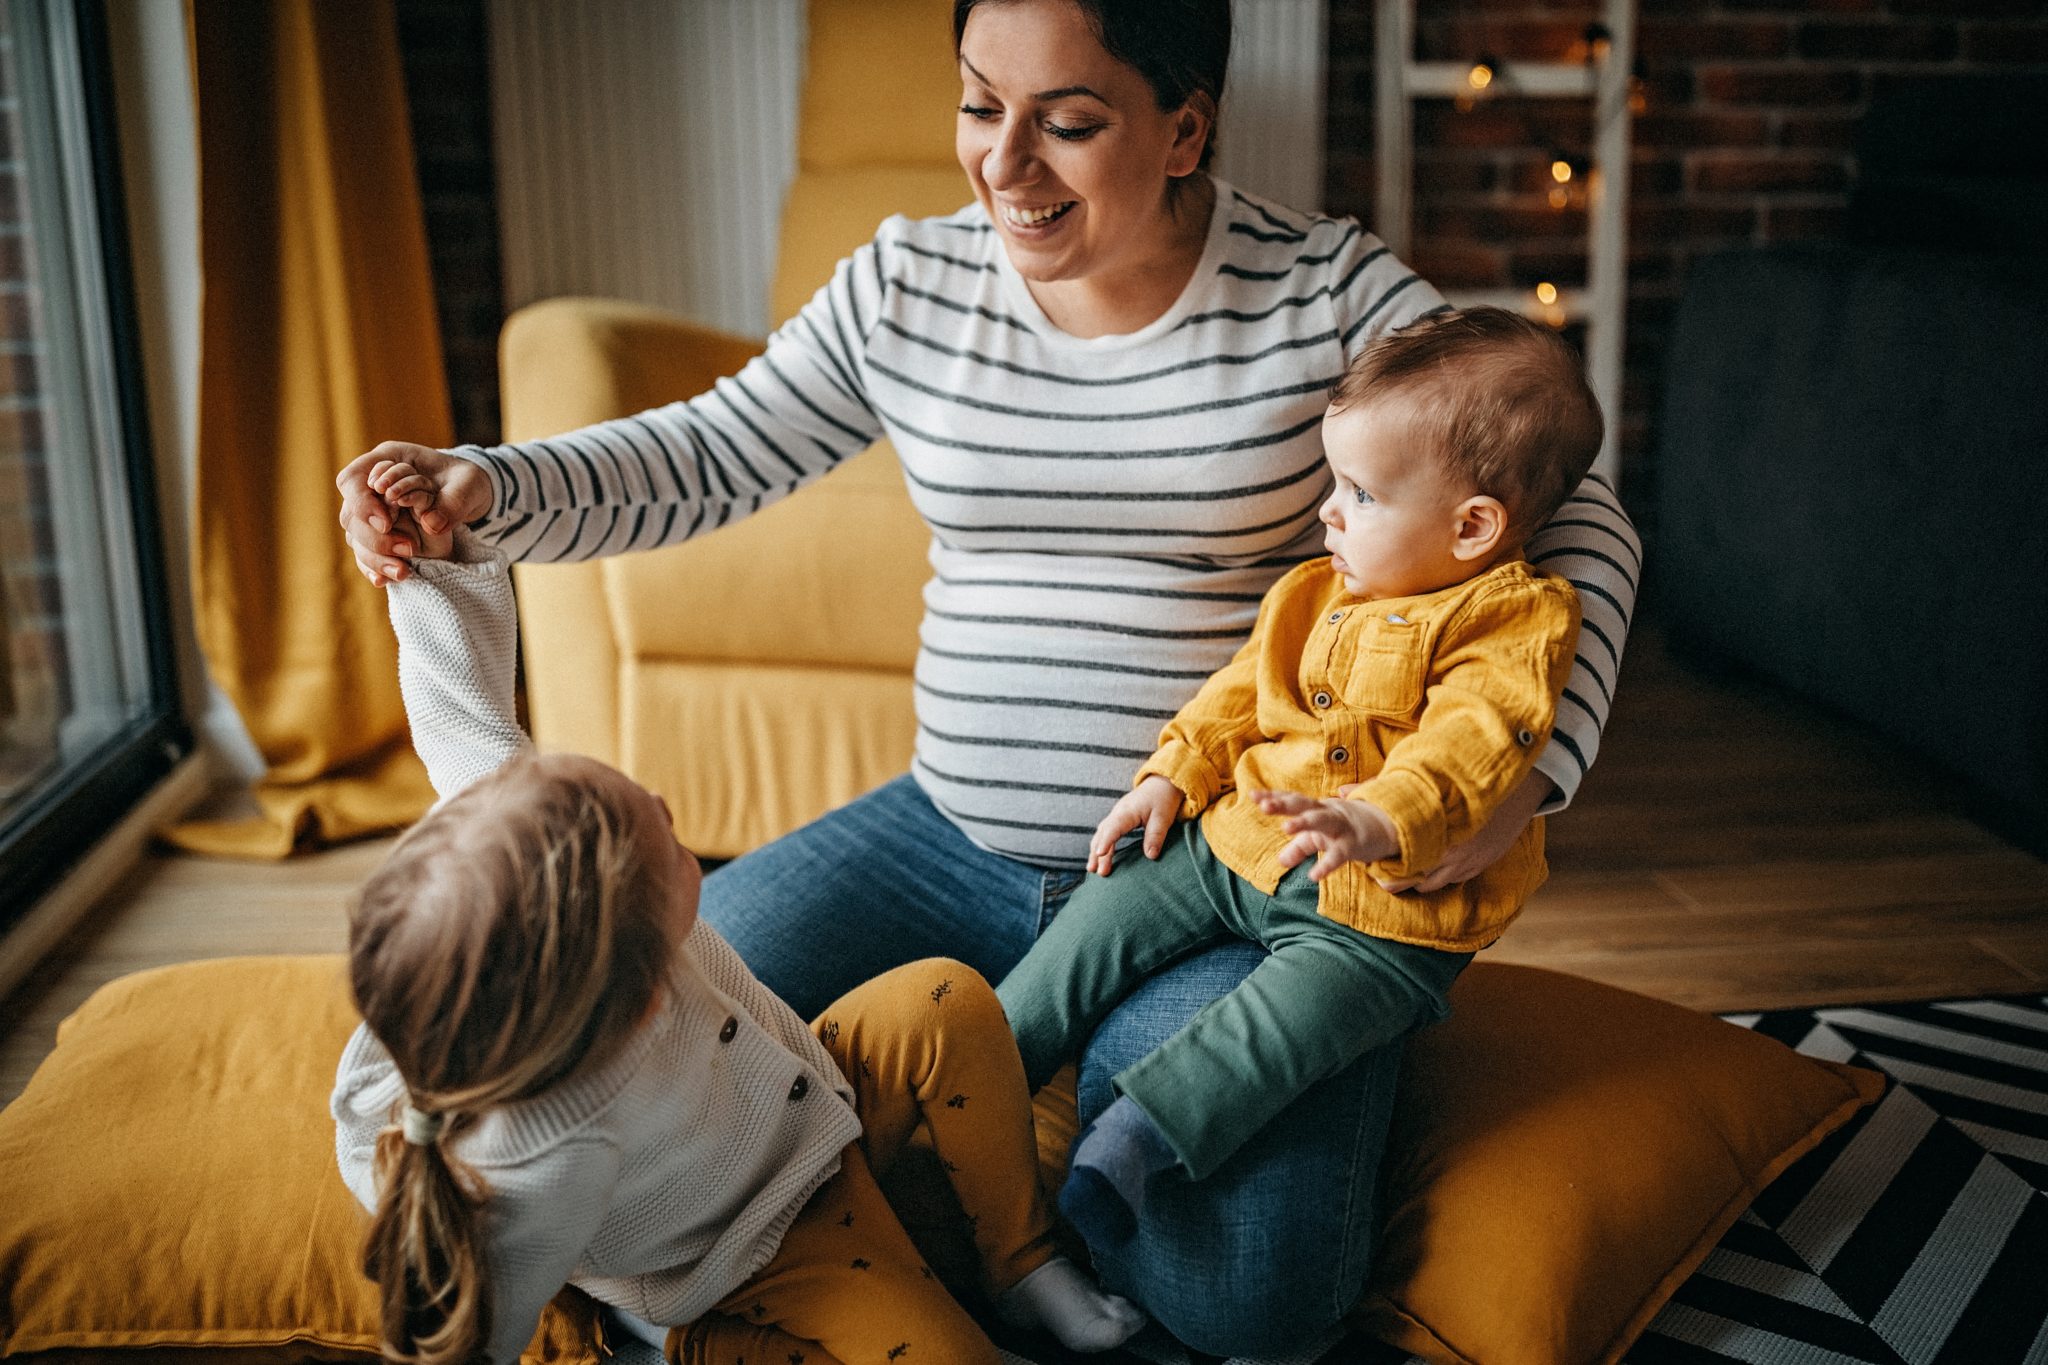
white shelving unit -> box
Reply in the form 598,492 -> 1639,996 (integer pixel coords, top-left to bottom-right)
1374,0 -> 1637,481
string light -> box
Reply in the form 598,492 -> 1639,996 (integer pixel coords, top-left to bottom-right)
1437,40 -> 1636,330
1547,151 -> 1587,209
1584,23 -> 1613,65
1454,55 -> 1499,112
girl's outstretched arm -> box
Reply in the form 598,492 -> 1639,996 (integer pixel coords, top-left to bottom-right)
385,531 -> 529,800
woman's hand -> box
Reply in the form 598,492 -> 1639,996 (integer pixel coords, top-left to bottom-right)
1252,790 -> 1399,883
335,442 -> 492,585
1087,775 -> 1183,876
1339,770 -> 1557,893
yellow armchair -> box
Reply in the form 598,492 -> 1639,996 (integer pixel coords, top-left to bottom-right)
500,0 -> 970,857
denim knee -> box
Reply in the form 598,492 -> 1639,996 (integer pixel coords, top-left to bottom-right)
1073,942 -> 1403,1357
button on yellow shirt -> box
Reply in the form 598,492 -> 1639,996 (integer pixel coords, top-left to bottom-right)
1138,557 -> 1581,952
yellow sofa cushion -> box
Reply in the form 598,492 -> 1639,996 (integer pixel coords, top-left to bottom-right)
0,957 -> 1880,1365
0,956 -> 604,1364
1357,963 -> 1886,1365
619,658 -> 919,859
603,447 -> 929,671
796,0 -> 957,173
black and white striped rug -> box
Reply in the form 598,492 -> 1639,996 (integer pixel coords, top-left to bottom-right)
991,992 -> 2048,1365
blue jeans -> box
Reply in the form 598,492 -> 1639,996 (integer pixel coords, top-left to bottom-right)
702,775 -> 1401,1357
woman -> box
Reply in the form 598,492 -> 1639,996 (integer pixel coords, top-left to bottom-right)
336,0 -> 1641,1353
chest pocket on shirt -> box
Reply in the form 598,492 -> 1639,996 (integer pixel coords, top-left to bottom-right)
1337,613 -> 1428,719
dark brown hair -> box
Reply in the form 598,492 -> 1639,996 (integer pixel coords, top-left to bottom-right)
348,755 -> 678,1364
1330,307 -> 1605,546
953,0 -> 1232,171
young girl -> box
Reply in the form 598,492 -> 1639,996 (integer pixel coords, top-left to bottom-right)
331,485 -> 1142,1365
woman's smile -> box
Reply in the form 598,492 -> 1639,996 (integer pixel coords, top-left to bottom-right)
998,199 -> 1077,231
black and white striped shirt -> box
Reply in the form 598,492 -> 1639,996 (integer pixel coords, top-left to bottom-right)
456,182 -> 1642,867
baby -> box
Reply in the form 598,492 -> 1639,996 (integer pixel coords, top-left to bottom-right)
996,306 -> 1603,1245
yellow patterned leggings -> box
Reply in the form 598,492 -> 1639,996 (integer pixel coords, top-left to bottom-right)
670,959 -> 1058,1365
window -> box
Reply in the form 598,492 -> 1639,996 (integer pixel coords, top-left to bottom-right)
0,0 -> 186,925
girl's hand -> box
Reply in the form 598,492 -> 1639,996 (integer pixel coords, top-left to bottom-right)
1252,789 -> 1400,883
1087,775 -> 1183,876
367,460 -> 456,560
1337,771 -> 1555,893
335,442 -> 492,584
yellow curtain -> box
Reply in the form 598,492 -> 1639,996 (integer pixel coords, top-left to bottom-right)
170,0 -> 441,857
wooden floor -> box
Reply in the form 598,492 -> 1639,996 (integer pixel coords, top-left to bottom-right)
3,623 -> 2044,1107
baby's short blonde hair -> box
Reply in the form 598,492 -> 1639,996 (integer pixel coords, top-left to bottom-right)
1331,307 -> 1605,545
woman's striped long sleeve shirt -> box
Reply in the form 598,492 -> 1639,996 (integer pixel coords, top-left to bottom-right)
454,182 -> 1643,868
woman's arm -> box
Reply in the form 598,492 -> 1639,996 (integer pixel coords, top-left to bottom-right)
1521,471 -> 1643,809
339,237 -> 890,577
453,244 -> 886,565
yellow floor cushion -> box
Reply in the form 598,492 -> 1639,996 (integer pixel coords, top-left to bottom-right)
0,955 -> 1881,1365
1358,963 -> 1884,1364
0,956 -> 606,1364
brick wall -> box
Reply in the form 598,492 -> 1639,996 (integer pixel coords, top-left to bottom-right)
396,0 -> 503,448
1323,1 -> 2048,536
0,12 -> 64,794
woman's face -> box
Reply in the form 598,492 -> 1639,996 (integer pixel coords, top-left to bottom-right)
955,0 -> 1208,288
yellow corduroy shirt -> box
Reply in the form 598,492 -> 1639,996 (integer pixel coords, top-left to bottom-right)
1138,557 -> 1581,952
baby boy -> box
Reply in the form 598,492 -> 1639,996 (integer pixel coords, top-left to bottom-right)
996,306 -> 1604,1244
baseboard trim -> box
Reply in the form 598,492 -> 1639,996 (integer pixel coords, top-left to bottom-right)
0,747 -> 219,1004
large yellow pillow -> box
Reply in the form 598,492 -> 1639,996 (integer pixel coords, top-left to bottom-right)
0,956 -> 1880,1365
1356,963 -> 1886,1365
0,956 -> 605,1364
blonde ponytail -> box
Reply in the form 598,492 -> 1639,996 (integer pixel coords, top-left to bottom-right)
363,1117 -> 491,1365
347,754 -> 680,1365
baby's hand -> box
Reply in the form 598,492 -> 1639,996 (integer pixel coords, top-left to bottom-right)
1252,789 -> 1399,883
1087,775 -> 1182,876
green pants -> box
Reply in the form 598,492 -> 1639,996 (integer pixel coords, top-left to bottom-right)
998,819 -> 1470,1181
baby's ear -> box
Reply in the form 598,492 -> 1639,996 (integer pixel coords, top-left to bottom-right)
1451,495 -> 1510,562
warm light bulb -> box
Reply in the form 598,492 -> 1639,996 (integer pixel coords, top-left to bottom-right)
1535,282 -> 1559,306
1551,159 -> 1574,184
1548,185 -> 1570,209
1467,61 -> 1494,91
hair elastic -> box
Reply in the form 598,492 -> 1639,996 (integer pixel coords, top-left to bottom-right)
400,1103 -> 445,1146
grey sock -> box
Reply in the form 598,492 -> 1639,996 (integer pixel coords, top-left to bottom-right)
1058,1094 -> 1179,1247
